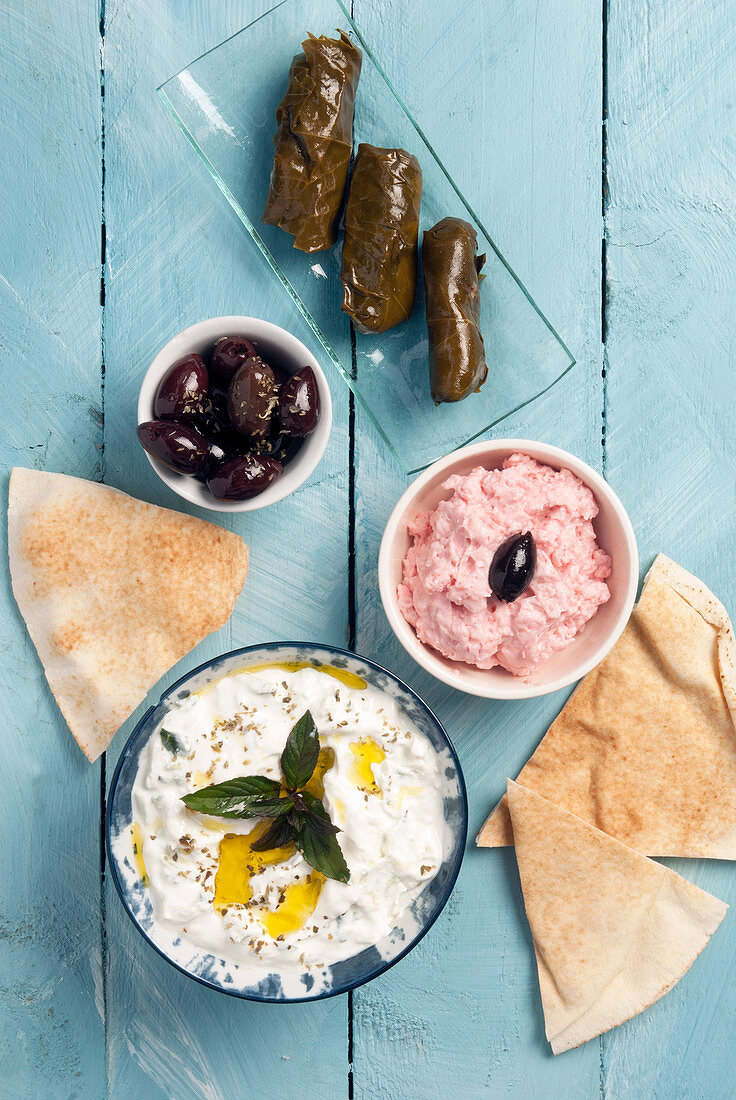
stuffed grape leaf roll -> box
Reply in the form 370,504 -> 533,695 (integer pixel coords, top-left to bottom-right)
340,144 -> 423,333
262,31 -> 362,252
422,217 -> 487,403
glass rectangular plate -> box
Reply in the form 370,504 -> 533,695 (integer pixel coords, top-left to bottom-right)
158,0 -> 575,473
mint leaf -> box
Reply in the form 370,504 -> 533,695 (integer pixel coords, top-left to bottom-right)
197,775 -> 282,796
182,791 -> 293,819
250,816 -> 297,852
300,792 -> 341,835
296,818 -> 350,883
181,776 -> 287,818
160,728 -> 184,755
280,710 -> 320,791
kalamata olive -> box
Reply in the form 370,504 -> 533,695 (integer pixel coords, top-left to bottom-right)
194,424 -> 255,481
138,419 -> 209,476
193,385 -> 236,440
154,354 -> 209,421
489,532 -> 537,603
227,359 -> 278,438
207,454 -> 283,501
210,385 -> 230,423
252,431 -> 304,467
199,386 -> 229,433
278,366 -> 320,436
195,437 -> 230,481
211,336 -> 258,383
270,363 -> 289,389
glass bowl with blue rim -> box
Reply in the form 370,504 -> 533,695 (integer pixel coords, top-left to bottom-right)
106,641 -> 468,1002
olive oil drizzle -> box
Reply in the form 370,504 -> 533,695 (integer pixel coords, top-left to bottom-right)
349,738 -> 386,795
213,823 -> 325,936
130,823 -> 149,886
192,661 -> 367,699
236,661 -> 368,690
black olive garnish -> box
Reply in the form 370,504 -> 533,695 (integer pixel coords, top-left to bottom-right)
489,532 -> 536,603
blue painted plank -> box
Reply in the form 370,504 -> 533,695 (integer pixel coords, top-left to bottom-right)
0,2 -> 106,1096
603,1 -> 736,1095
351,0 -> 605,1096
102,3 -> 350,1097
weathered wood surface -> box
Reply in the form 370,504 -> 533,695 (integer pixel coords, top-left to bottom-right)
102,3 -> 350,1097
351,1 -> 605,1096
603,1 -> 736,1097
2,0 -> 735,1096
0,3 -> 105,1097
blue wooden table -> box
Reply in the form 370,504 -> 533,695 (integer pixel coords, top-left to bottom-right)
2,1 -> 735,1096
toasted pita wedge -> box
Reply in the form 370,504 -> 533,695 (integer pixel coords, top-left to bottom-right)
507,780 -> 727,1054
8,468 -> 249,761
478,555 -> 736,857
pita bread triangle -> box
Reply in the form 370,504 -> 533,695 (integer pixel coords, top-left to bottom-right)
8,468 -> 249,761
478,555 -> 736,857
507,780 -> 727,1054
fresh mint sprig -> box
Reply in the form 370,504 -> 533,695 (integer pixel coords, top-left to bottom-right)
181,710 -> 349,883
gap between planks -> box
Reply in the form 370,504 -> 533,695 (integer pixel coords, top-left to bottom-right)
600,0 -> 608,1089
347,4 -> 357,1095
98,0 -> 110,1094
601,0 -> 609,483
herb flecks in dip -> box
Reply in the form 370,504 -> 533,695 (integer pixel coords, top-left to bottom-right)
128,664 -> 446,996
398,454 -> 612,677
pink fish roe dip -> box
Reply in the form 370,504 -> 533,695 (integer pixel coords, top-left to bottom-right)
397,454 -> 612,677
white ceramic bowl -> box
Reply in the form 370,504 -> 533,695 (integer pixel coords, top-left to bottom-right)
137,316 -> 332,512
378,439 -> 639,700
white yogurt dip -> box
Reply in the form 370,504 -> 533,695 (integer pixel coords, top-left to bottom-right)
125,663 -> 448,997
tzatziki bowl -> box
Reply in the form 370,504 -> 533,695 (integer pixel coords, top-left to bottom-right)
107,642 -> 467,1002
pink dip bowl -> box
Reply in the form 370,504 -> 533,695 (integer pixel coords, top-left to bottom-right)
378,439 -> 639,700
